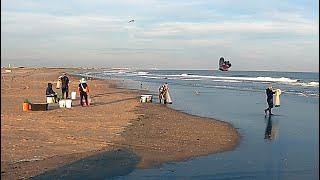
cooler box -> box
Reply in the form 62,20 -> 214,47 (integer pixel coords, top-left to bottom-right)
140,95 -> 152,103
31,103 -> 48,111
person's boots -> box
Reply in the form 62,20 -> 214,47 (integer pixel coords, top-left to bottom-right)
269,109 -> 273,115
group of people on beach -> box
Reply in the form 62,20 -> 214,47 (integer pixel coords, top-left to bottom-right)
47,72 -> 277,115
45,73 -> 91,107
47,73 -> 174,107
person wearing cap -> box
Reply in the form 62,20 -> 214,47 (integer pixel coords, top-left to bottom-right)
61,73 -> 70,99
264,85 -> 276,116
78,77 -> 90,107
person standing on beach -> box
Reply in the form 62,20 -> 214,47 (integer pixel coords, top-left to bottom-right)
78,77 -> 90,107
264,85 -> 276,116
61,73 -> 70,99
162,82 -> 173,104
159,84 -> 165,104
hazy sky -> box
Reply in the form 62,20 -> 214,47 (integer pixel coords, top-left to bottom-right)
1,0 -> 319,72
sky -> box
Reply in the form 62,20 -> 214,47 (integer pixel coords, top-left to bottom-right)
1,0 -> 319,72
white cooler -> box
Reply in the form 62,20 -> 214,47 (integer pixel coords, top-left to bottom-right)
140,95 -> 152,103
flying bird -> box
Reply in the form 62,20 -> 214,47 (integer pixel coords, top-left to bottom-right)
128,19 -> 135,23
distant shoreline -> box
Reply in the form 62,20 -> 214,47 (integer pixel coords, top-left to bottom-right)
1,67 -> 239,179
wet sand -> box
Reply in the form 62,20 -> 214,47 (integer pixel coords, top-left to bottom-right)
1,68 -> 239,179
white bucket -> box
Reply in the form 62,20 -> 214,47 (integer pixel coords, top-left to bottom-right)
59,100 -> 66,108
56,80 -> 61,89
275,89 -> 282,107
46,97 -> 55,104
71,92 -> 77,100
65,99 -> 72,108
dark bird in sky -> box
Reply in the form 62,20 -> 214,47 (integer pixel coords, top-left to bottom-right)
128,19 -> 135,23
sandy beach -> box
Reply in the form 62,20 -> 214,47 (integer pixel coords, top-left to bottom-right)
1,68 -> 239,179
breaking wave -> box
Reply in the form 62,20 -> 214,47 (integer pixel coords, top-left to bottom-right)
168,74 -> 299,84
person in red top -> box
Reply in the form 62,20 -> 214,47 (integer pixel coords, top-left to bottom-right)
78,77 -> 90,107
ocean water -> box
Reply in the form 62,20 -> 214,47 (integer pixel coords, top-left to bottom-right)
38,70 -> 319,179
83,70 -> 319,98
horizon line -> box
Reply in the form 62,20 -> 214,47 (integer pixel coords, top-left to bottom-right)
1,66 -> 319,73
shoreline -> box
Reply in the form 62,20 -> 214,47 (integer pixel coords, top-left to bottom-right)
1,67 -> 240,179
78,72 -> 241,167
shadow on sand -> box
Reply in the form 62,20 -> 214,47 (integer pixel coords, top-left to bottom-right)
33,148 -> 140,179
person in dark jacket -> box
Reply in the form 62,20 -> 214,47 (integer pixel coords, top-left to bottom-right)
46,83 -> 58,102
78,77 -> 90,107
60,73 -> 70,99
264,85 -> 276,116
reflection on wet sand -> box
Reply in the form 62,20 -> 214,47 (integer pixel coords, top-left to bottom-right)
264,116 -> 279,140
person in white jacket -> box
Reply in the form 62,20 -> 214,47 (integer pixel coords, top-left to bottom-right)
162,83 -> 172,104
